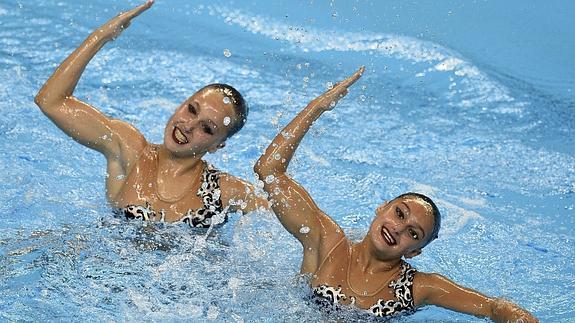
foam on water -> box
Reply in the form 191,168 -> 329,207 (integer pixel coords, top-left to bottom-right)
1,0 -> 574,321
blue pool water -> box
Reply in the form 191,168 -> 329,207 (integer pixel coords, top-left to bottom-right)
1,0 -> 574,321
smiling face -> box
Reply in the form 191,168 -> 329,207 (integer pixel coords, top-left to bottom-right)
163,87 -> 238,157
367,195 -> 436,260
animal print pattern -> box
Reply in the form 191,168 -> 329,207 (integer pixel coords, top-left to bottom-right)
122,202 -> 166,222
313,262 -> 416,318
313,285 -> 347,304
118,164 -> 226,228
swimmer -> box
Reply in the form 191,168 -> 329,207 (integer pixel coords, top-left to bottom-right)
35,1 -> 267,227
254,67 -> 537,322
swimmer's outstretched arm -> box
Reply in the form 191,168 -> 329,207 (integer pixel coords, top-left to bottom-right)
255,67 -> 364,271
34,1 -> 153,160
414,272 -> 538,322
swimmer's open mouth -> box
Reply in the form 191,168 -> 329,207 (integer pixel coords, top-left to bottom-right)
381,226 -> 396,246
172,127 -> 189,145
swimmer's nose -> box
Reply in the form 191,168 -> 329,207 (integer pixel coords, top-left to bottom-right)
391,224 -> 405,235
180,120 -> 198,133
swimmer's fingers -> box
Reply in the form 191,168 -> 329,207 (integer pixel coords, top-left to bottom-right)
328,66 -> 364,100
313,66 -> 364,111
338,66 -> 365,89
120,0 -> 154,21
101,0 -> 154,40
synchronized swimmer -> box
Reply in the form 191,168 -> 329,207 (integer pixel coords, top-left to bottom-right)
35,0 -> 267,227
255,68 -> 537,322
35,1 -> 537,321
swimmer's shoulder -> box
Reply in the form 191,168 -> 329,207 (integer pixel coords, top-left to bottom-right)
106,119 -> 147,164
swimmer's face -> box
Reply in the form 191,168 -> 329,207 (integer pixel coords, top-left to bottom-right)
367,196 -> 435,260
164,88 -> 238,156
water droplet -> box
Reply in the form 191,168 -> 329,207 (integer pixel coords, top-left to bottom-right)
359,95 -> 367,102
273,153 -> 281,160
223,116 -> 231,126
207,306 -> 219,320
223,49 -> 232,57
303,76 -> 309,83
325,82 -> 334,90
265,175 -> 275,184
223,96 -> 231,104
116,174 -> 125,180
300,226 -> 310,234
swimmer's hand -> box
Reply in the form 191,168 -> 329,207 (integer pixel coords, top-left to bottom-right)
98,0 -> 154,41
309,66 -> 364,112
491,298 -> 538,323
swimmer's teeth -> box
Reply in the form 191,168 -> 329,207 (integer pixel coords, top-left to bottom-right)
382,227 -> 395,245
175,128 -> 188,143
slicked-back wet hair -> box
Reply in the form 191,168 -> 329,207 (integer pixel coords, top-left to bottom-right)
396,192 -> 441,247
200,83 -> 248,139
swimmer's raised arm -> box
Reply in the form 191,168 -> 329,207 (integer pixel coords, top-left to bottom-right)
254,67 -> 363,270
414,272 -> 538,323
34,1 -> 154,160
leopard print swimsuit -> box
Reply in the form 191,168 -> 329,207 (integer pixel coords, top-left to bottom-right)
313,261 -> 417,318
116,164 -> 226,228
311,239 -> 417,319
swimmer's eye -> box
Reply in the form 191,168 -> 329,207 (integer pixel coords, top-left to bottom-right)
395,206 -> 404,219
188,103 -> 197,115
409,229 -> 419,240
202,124 -> 213,135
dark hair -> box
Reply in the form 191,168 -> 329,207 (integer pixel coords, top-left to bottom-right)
200,83 -> 248,139
396,192 -> 441,247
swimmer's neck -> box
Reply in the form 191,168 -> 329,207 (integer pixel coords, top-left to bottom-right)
157,145 -> 205,177
353,240 -> 402,275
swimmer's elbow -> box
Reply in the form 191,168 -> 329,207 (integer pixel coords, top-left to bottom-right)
34,90 -> 46,108
34,88 -> 59,111
34,83 -> 68,111
255,152 -> 287,180
253,158 -> 267,177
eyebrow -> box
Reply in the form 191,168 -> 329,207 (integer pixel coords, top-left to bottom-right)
193,100 -> 201,111
203,119 -> 218,130
401,201 -> 411,214
193,100 -> 218,130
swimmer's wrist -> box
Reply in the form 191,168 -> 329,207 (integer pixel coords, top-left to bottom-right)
489,297 -> 537,323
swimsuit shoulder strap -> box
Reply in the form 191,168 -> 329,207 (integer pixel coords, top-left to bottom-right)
317,237 -> 348,270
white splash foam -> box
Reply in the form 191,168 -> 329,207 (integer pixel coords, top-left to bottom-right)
410,182 -> 482,237
208,6 -> 521,113
303,147 -> 330,167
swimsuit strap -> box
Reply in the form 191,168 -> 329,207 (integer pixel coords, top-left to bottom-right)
316,237 -> 347,271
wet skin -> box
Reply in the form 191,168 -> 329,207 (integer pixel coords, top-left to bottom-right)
34,0 -> 267,222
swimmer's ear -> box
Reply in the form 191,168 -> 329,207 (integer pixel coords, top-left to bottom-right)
404,248 -> 422,259
208,141 -> 226,154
